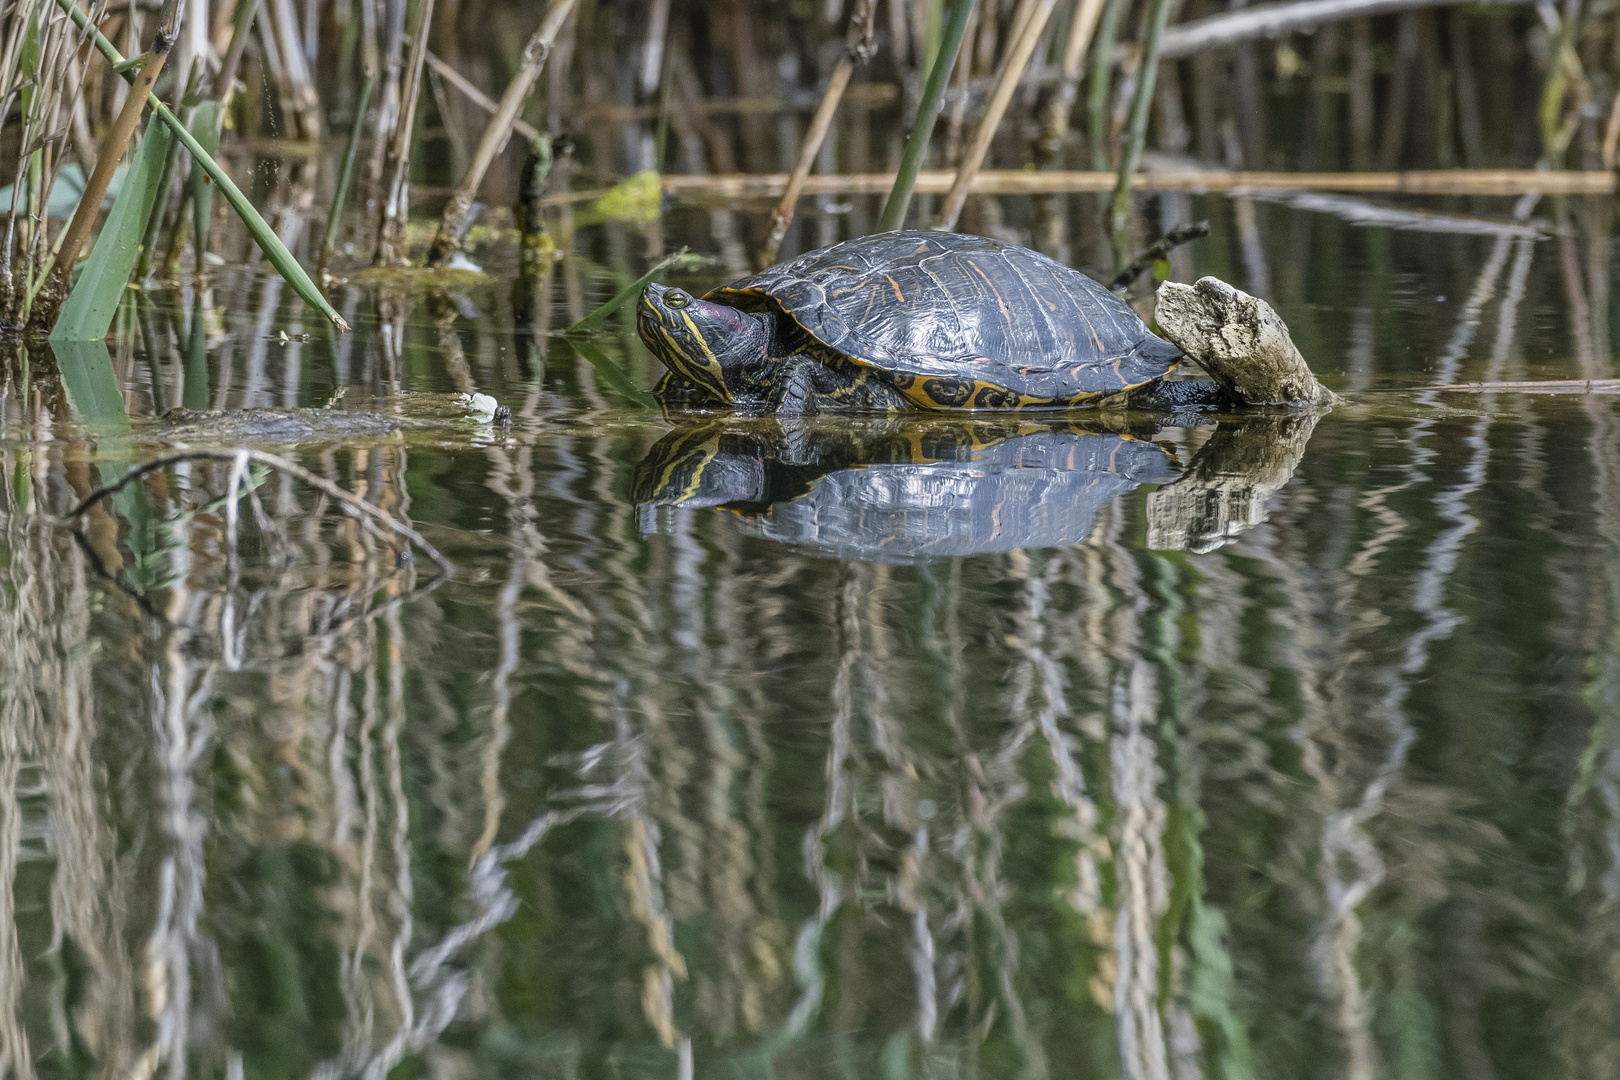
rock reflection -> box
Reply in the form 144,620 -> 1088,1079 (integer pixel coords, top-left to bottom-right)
634,413 -> 1318,560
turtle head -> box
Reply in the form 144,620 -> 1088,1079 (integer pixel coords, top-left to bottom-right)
638,282 -> 769,404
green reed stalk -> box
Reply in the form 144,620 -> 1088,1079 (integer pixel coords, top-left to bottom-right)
1110,0 -> 1172,269
320,73 -> 373,268
1086,0 -> 1124,171
877,0 -> 976,232
49,0 -> 349,331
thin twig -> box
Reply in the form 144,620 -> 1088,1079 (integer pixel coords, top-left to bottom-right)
1107,220 -> 1208,291
421,47 -> 541,142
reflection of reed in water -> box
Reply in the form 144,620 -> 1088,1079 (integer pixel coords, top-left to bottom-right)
0,427 -> 147,1079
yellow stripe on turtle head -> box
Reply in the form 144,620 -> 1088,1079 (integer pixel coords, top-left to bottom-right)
656,312 -> 730,402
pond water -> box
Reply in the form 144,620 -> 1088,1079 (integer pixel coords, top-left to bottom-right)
4,189 -> 1620,1079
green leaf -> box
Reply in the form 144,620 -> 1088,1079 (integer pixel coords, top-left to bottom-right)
49,121 -> 174,343
564,335 -> 656,408
50,339 -> 129,432
567,247 -> 707,333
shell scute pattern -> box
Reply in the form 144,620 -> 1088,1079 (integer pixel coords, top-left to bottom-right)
710,231 -> 1180,408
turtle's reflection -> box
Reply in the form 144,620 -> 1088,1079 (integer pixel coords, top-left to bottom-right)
633,414 -> 1317,560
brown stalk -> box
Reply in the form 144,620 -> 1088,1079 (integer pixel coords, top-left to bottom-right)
659,166 -> 1616,197
423,0 -> 579,268
1039,0 -> 1109,155
754,0 -> 878,268
49,0 -> 183,297
934,0 -> 1058,232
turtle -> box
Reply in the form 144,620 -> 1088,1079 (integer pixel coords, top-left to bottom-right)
637,230 -> 1222,414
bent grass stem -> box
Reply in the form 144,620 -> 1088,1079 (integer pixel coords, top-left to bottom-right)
48,0 -> 349,332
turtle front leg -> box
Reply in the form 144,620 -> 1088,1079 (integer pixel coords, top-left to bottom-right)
765,358 -> 822,416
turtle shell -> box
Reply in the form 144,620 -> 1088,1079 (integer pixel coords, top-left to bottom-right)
708,230 -> 1182,409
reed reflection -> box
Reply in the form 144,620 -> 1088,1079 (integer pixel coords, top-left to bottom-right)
2,192 -> 1620,1079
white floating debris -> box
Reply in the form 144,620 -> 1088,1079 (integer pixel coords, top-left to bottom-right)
459,392 -> 501,418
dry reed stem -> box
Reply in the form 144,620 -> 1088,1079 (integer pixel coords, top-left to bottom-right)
424,0 -> 578,268
755,0 -> 878,267
934,0 -> 1058,232
1040,0 -> 1110,151
655,168 -> 1617,199
1430,379 -> 1620,393
49,0 -> 183,294
420,48 -> 541,143
373,0 -> 434,265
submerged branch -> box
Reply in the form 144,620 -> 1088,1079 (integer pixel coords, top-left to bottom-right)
62,449 -> 454,575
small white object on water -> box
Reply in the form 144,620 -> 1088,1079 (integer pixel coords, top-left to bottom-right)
446,252 -> 482,273
459,392 -> 501,419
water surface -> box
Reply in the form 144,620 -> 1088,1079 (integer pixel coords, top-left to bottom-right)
3,191 -> 1620,1079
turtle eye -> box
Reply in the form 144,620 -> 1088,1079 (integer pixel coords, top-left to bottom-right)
664,290 -> 690,310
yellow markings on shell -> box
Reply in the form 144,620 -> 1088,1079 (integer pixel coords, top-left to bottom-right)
966,261 -> 1012,326
886,275 -> 906,302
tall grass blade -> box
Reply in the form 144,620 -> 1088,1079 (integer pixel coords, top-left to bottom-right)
564,335 -> 656,408
51,0 -> 350,332
187,100 -> 222,268
49,121 -> 174,342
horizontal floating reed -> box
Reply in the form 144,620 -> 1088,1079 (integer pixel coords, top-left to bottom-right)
643,169 -> 1617,200
1432,379 -> 1620,394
